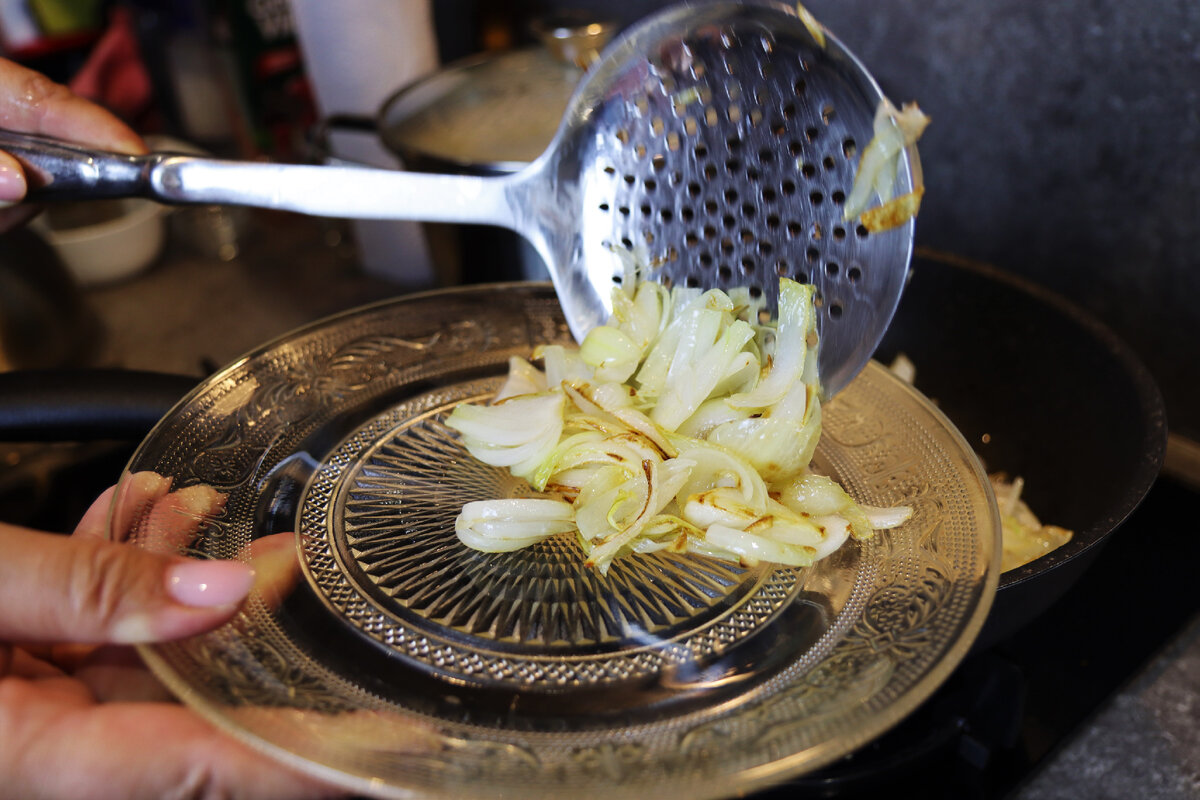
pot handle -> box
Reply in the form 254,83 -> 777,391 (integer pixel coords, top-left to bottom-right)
308,114 -> 383,168
0,369 -> 199,441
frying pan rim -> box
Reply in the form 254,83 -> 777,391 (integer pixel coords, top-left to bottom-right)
907,248 -> 1168,591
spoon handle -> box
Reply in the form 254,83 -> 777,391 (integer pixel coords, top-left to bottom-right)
0,128 -> 153,200
0,128 -> 524,228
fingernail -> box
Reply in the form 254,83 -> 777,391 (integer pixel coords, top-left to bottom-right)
0,160 -> 25,202
127,471 -> 171,496
173,484 -> 227,517
166,560 -> 255,608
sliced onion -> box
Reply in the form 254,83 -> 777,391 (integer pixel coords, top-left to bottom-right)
681,486 -> 762,530
580,325 -> 642,383
727,281 -> 814,409
455,499 -> 575,552
447,276 -> 910,571
810,515 -> 852,560
844,99 -> 929,223
671,437 -> 768,511
675,397 -> 751,439
861,504 -> 914,530
777,471 -> 854,517
706,412 -> 819,483
493,356 -> 547,402
704,524 -> 816,567
536,344 -> 592,386
651,317 -> 755,431
446,393 -> 562,446
860,186 -> 925,233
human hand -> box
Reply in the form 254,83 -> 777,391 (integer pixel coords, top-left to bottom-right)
0,57 -> 146,231
0,473 -> 343,799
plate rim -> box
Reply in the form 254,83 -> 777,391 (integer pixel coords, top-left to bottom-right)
124,286 -> 1000,799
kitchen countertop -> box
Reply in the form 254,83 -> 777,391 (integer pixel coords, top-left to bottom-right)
1017,613 -> 1200,800
81,210 -> 1200,800
85,211 -> 414,377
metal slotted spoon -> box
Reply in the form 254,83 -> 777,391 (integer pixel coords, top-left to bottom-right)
0,1 -> 918,396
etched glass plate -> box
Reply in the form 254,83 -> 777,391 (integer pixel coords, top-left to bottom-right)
115,284 -> 998,800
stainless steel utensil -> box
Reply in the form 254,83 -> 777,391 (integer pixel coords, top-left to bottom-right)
0,1 -> 919,396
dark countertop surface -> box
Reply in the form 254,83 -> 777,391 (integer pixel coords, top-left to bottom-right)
1018,614 -> 1200,800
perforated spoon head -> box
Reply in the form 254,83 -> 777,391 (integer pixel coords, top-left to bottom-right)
529,0 -> 920,397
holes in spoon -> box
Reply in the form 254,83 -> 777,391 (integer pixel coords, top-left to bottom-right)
595,38 -> 875,307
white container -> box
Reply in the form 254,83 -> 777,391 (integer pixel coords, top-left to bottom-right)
290,0 -> 438,287
32,197 -> 168,286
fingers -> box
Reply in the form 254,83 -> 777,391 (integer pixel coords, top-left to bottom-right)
73,483 -> 121,540
0,57 -> 146,155
0,473 -> 253,645
96,470 -> 174,543
0,147 -> 25,202
0,523 -> 254,644
0,147 -> 39,229
82,472 -> 230,553
0,56 -> 146,229
0,474 -> 251,644
66,645 -> 176,704
0,684 -> 344,800
243,532 -> 303,611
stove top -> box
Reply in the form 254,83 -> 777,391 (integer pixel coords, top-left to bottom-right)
760,474 -> 1200,799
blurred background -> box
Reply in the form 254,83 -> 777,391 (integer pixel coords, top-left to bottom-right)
1,0 -> 1195,426
2,0 -> 1192,444
0,2 -> 1195,798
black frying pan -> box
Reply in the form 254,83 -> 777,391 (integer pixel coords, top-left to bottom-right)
876,249 -> 1167,645
0,251 -> 1167,645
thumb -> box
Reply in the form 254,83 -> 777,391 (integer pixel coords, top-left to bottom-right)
0,57 -> 147,155
0,523 -> 254,645
0,149 -> 27,203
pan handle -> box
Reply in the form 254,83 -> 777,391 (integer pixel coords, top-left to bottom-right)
0,369 -> 199,441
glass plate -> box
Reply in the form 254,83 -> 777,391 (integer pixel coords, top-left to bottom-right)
116,284 -> 998,800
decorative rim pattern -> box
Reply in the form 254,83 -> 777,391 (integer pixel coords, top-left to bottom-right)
299,378 -> 813,690
118,284 -> 998,800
